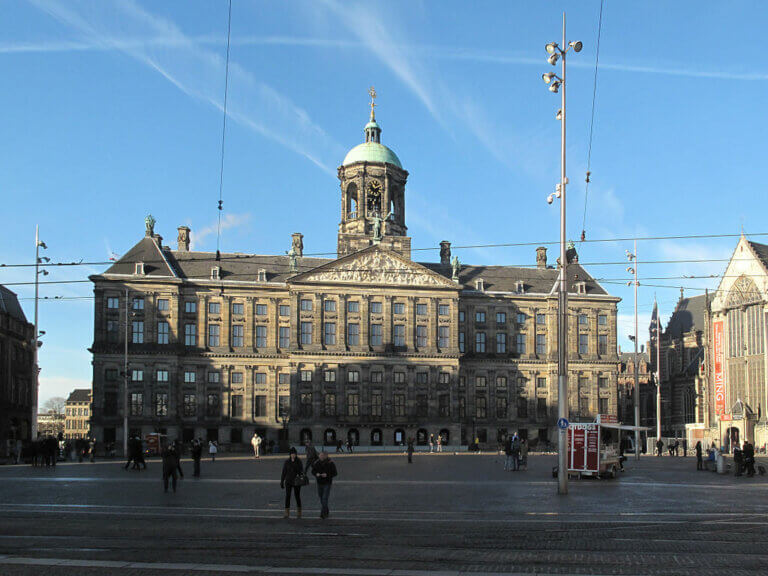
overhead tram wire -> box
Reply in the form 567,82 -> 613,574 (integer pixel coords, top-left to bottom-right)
215,0 -> 233,263
580,0 -> 604,243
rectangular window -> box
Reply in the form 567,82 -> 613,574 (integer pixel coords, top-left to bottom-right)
208,371 -> 220,384
517,397 -> 528,418
324,370 -> 336,383
230,395 -> 243,418
206,393 -> 219,417
599,376 -> 609,389
496,312 -> 506,324
496,376 -> 507,389
253,395 -> 266,418
598,397 -> 609,415
279,396 -> 290,419
475,332 -> 486,353
394,394 -> 406,417
474,376 -> 486,389
131,369 -> 143,382
347,300 -> 359,313
300,393 -> 313,418
156,369 -> 169,383
535,334 -> 546,355
249,303 -> 264,316
180,324 -> 194,347
107,297 -> 119,309
371,393 -> 383,417
300,370 -> 312,382
394,324 -> 406,347
208,324 -> 220,347
300,299 -> 313,312
516,312 -> 526,324
130,393 -> 143,416
324,322 -> 337,345
598,314 -> 608,326
256,326 -> 267,348
417,372 -> 429,385
416,303 -> 427,316
131,321 -> 144,344
459,396 -> 466,419
438,326 -> 450,348
105,368 -> 118,382
231,372 -> 244,384
370,324 -> 383,346
393,302 -> 405,315
459,310 -> 465,322
439,372 -> 450,385
183,394 -> 197,417
579,396 -> 590,417
347,323 -> 360,346
416,325 -> 428,347
476,311 -> 486,323
157,321 -> 169,344
439,304 -> 450,316
579,314 -> 588,326
536,313 -> 546,325
497,396 -> 508,419
370,301 -> 383,314
232,325 -> 244,347
324,299 -> 336,312
476,396 -> 487,419
439,394 -> 450,417
157,298 -> 169,311
208,302 -> 221,315
279,373 -> 290,385
348,370 -> 360,383
185,301 -> 197,314
347,393 -> 360,416
132,297 -> 144,311
300,322 -> 312,345
516,333 -> 526,354
106,320 -> 118,343
232,302 -> 244,315
279,304 -> 290,317
416,394 -> 428,417
579,333 -> 588,355
459,331 -> 465,353
154,393 -> 168,417
537,398 -> 548,418
184,371 -> 196,383
279,326 -> 290,348
598,334 -> 608,355
537,377 -> 547,389
496,332 -> 506,353
324,393 -> 336,416
393,372 -> 404,384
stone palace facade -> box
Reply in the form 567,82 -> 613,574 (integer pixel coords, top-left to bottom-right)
89,102 -> 620,450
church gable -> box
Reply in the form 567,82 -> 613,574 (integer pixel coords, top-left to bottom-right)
712,237 -> 768,310
289,245 -> 456,289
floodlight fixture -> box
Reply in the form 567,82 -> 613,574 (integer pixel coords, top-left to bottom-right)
569,40 -> 583,52
545,42 -> 559,55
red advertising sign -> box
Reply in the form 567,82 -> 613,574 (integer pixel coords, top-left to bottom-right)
597,414 -> 618,424
567,423 -> 599,473
713,320 -> 725,416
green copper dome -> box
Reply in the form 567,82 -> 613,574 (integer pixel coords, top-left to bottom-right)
342,141 -> 402,168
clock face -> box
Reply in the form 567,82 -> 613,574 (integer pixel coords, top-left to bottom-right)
367,180 -> 382,214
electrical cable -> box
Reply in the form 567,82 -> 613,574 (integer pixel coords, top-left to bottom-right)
215,0 -> 233,262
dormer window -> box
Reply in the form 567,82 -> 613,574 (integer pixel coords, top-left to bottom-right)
134,262 -> 145,275
475,279 -> 485,292
516,280 -> 525,294
575,281 -> 587,294
211,266 -> 220,281
257,269 -> 267,282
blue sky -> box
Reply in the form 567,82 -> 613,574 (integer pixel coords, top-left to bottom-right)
2,0 -> 765,405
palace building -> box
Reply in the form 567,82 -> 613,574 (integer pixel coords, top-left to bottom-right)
89,98 -> 620,451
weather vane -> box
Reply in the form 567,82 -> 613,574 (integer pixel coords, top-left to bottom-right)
368,86 -> 377,120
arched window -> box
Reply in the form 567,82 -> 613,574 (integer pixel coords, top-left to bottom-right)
684,387 -> 696,424
439,429 -> 450,445
323,428 -> 336,446
394,428 -> 405,446
300,428 -> 313,444
370,428 -> 383,446
346,183 -> 358,219
416,428 -> 428,445
347,428 -> 360,446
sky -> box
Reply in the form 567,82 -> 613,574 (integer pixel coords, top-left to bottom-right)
1,0 -> 765,406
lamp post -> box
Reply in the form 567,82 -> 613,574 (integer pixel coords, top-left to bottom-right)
543,13 -> 581,495
123,288 -> 129,456
32,226 -> 48,439
626,242 -> 640,460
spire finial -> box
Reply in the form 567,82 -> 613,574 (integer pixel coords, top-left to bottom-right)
368,86 -> 377,121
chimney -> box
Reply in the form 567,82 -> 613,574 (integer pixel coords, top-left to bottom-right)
291,233 -> 304,257
177,226 -> 191,252
440,241 -> 451,266
536,246 -> 547,269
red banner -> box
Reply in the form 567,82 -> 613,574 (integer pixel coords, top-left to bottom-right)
713,320 -> 725,416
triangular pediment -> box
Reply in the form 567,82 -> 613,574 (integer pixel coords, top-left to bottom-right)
289,245 -> 457,289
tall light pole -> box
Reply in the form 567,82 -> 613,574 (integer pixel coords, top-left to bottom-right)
123,287 -> 130,456
626,242 -> 640,460
653,297 -> 662,443
543,13 -> 582,495
32,226 -> 48,438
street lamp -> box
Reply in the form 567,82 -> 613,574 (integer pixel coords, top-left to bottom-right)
543,14 -> 581,496
32,226 -> 48,439
627,243 -> 640,460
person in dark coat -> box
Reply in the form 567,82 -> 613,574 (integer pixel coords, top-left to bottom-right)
311,451 -> 338,519
743,441 -> 756,477
695,441 -> 703,470
656,439 -> 663,457
280,447 -> 304,519
162,443 -> 179,493
304,440 -> 318,473
407,437 -> 415,464
191,439 -> 203,478
733,444 -> 744,476
173,439 -> 184,478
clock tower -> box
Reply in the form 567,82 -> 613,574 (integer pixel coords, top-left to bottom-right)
337,88 -> 411,258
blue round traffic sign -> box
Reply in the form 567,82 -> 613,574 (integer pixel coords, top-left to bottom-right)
557,417 -> 569,430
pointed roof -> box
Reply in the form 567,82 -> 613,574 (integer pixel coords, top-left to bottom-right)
102,236 -> 177,278
665,293 -> 707,337
0,284 -> 27,323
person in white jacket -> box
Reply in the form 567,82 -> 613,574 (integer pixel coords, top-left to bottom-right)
251,433 -> 263,459
208,440 -> 218,462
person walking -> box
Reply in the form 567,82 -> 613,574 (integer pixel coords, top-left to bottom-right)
251,433 -> 262,459
519,438 -> 529,471
89,439 -> 96,462
744,441 -> 756,477
503,436 -> 513,471
173,439 -> 184,478
436,434 -> 443,453
346,437 -> 353,453
407,437 -> 414,464
280,447 -> 305,519
429,434 -> 435,453
695,441 -> 703,471
311,451 -> 338,519
191,438 -> 202,478
304,440 -> 319,473
511,434 -> 521,471
656,438 -> 663,457
682,438 -> 688,457
162,442 -> 179,493
208,440 -> 218,462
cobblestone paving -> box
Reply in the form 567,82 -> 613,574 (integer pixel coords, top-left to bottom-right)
0,453 -> 766,575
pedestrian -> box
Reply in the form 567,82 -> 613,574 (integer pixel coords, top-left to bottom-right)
89,439 -> 96,462
429,434 -> 435,453
346,437 -> 353,453
304,440 -> 319,473
134,437 -> 147,470
437,434 -> 443,453
511,434 -> 521,471
744,441 -> 756,477
656,438 -> 663,457
695,441 -> 703,471
209,440 -> 218,462
280,447 -> 305,519
682,438 -> 688,457
173,439 -> 184,478
734,444 -> 744,476
311,451 -> 338,519
674,439 -> 680,457
161,442 -> 179,493
191,438 -> 202,478
407,437 -> 414,463
503,436 -> 513,471
618,436 -> 626,472
336,439 -> 343,454
519,439 -> 528,471
251,433 -> 262,459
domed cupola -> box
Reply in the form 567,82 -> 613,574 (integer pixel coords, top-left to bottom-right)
337,88 -> 410,259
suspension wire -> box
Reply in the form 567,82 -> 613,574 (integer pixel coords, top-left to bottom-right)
215,0 -> 233,262
580,0 -> 604,243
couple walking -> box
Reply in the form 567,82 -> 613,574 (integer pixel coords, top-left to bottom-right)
280,443 -> 338,519
503,434 -> 528,471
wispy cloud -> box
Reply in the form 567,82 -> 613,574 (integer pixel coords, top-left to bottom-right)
26,0 -> 343,176
190,212 -> 252,251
